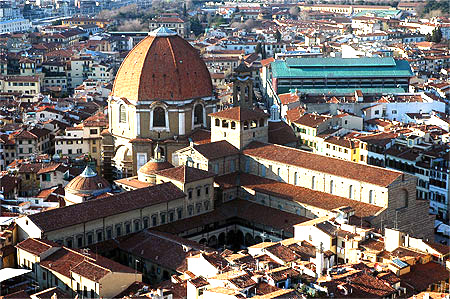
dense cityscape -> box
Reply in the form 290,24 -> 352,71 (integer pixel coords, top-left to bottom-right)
0,0 -> 448,298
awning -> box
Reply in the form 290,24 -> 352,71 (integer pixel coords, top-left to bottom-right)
0,268 -> 31,282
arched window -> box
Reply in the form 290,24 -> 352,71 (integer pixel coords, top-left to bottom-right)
119,104 -> 126,123
369,190 -> 374,204
349,185 -> 353,199
231,121 -> 236,129
215,118 -> 220,126
194,104 -> 204,125
311,176 -> 315,190
330,180 -> 334,194
251,120 -> 257,128
294,172 -> 298,185
153,107 -> 165,128
243,121 -> 249,130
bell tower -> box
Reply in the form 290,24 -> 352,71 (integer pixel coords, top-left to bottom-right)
232,62 -> 253,108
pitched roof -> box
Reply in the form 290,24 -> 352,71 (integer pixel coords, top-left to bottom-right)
243,142 -> 402,187
193,140 -> 239,160
293,113 -> 330,128
156,165 -> 215,183
215,173 -> 383,218
112,230 -> 207,272
16,238 -> 59,256
209,107 -> 268,122
268,121 -> 298,146
28,182 -> 185,232
40,247 -> 135,282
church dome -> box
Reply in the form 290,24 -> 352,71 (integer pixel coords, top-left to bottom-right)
111,27 -> 213,102
65,166 -> 111,195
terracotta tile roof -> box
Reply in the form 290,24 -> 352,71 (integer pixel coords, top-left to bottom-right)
188,128 -> 211,145
215,173 -> 383,218
278,93 -> 299,105
156,165 -> 215,183
190,276 -> 209,288
14,129 -> 37,140
209,107 -> 268,122
112,230 -> 207,272
359,238 -> 385,251
400,262 -> 449,292
265,244 -> 300,263
377,272 -> 401,285
267,266 -> 301,282
138,160 -> 173,175
252,289 -> 299,299
293,113 -> 330,128
243,142 -> 402,187
155,199 -> 308,236
28,182 -> 185,232
40,247 -> 135,282
65,168 -> 110,193
260,57 -> 275,67
337,271 -> 396,297
285,106 -> 305,123
83,111 -> 108,128
423,241 -> 450,256
111,34 -> 212,102
193,140 -> 239,160
268,121 -> 297,146
16,238 -> 59,256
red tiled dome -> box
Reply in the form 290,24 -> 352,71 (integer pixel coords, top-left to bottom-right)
111,28 -> 213,102
138,160 -> 173,176
65,167 -> 111,194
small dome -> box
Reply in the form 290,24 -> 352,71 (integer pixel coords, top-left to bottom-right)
138,160 -> 173,176
65,166 -> 111,195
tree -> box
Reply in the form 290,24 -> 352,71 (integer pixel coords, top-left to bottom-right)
289,6 -> 300,17
117,19 -> 146,31
255,42 -> 262,55
244,19 -> 256,30
431,27 -> 443,43
190,17 -> 203,36
261,43 -> 267,59
275,29 -> 282,43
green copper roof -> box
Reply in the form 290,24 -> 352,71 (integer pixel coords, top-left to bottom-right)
283,87 -> 406,95
271,58 -> 413,79
285,57 -> 396,67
